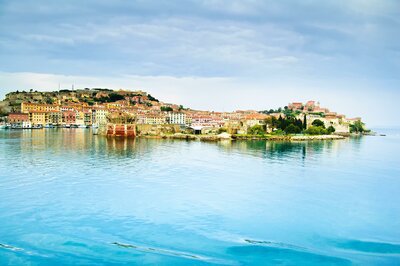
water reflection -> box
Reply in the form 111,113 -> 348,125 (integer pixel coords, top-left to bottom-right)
0,129 -> 399,265
215,139 -> 349,162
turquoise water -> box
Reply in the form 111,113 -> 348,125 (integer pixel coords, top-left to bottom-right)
0,129 -> 399,265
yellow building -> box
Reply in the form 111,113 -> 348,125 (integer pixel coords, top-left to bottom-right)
144,115 -> 166,125
21,102 -> 60,113
29,111 -> 46,126
46,111 -> 62,125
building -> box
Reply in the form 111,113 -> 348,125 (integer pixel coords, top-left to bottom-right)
144,114 -> 166,125
288,102 -> 303,110
84,112 -> 92,126
92,107 -> 108,126
75,111 -> 86,127
21,102 -> 60,113
8,113 -> 31,128
244,113 -> 269,127
29,111 -> 46,126
47,111 -> 62,126
167,112 -> 186,125
62,111 -> 76,126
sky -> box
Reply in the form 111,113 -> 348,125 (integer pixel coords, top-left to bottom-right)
0,0 -> 399,126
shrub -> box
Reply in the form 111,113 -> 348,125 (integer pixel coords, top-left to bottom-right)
327,125 -> 336,134
311,119 -> 325,128
304,126 -> 328,135
247,125 -> 265,135
108,93 -> 124,102
284,124 -> 301,134
218,128 -> 227,134
161,106 -> 173,112
271,129 -> 285,135
350,120 -> 366,133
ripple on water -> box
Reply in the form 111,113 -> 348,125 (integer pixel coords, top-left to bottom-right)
333,239 -> 400,254
112,242 -> 237,265
227,244 -> 352,265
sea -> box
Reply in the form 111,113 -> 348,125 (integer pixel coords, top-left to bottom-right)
0,128 -> 399,265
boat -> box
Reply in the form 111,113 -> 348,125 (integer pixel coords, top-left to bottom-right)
78,124 -> 87,129
92,124 -> 99,135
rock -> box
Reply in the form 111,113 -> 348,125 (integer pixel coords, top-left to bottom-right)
217,132 -> 232,139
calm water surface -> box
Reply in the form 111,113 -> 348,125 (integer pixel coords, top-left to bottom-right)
0,129 -> 399,265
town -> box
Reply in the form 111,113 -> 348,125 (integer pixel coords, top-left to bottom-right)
0,88 -> 367,139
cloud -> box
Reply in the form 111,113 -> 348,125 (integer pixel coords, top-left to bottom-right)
0,0 -> 399,126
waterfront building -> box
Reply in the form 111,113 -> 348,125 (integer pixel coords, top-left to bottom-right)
8,113 -> 31,128
84,112 -> 92,126
244,113 -> 269,127
92,107 -> 108,126
75,111 -> 86,127
144,114 -> 166,125
62,111 -> 76,126
47,111 -> 62,126
21,102 -> 60,113
167,112 -> 186,125
29,111 -> 46,126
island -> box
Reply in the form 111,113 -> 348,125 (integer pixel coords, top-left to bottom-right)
0,88 -> 369,141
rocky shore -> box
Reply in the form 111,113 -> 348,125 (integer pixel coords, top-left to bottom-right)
138,133 -> 346,142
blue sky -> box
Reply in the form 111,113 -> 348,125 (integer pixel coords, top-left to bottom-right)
0,0 -> 399,126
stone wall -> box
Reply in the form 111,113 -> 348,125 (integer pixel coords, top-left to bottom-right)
136,124 -> 182,136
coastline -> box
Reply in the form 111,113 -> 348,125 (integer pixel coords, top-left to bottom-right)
137,133 -> 346,142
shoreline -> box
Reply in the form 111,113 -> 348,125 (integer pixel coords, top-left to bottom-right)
137,133 -> 347,142
1,127 -> 378,141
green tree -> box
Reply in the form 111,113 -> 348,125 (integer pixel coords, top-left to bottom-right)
108,93 -> 124,102
218,127 -> 227,134
303,115 -> 307,129
304,126 -> 328,135
161,106 -> 173,112
311,119 -> 325,128
45,98 -> 54,104
147,94 -> 159,102
285,124 -> 301,134
327,125 -> 336,134
248,125 -> 265,135
350,120 -> 366,133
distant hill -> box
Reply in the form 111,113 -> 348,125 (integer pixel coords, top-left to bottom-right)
0,89 -> 160,114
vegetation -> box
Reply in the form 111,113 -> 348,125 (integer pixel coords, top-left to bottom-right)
327,125 -> 335,134
247,125 -> 266,135
350,120 -> 366,133
304,126 -> 328,135
284,124 -> 302,134
265,116 -> 306,132
260,107 -> 282,114
311,119 -> 325,128
218,127 -> 227,134
108,93 -> 125,102
271,129 -> 285,135
161,106 -> 173,112
45,98 -> 55,104
147,94 -> 159,102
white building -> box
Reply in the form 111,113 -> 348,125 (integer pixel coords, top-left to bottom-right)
167,112 -> 186,125
92,108 -> 109,126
